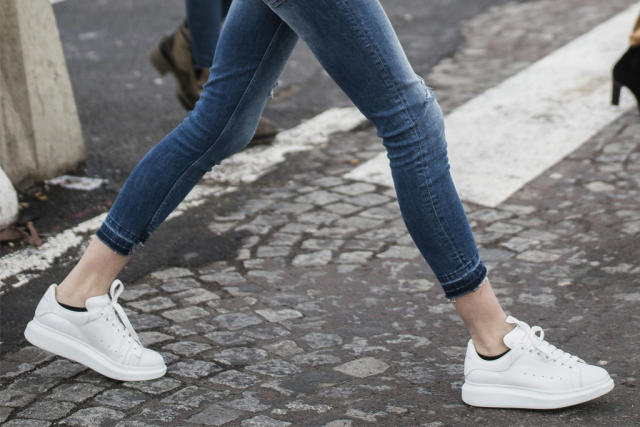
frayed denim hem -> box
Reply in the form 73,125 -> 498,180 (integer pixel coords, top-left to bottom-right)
442,260 -> 488,301
95,216 -> 144,256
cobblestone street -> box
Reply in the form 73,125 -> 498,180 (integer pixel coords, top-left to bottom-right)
2,113 -> 639,425
1,0 -> 639,425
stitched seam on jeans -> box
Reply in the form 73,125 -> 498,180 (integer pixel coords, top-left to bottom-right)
102,215 -> 139,243
445,271 -> 487,300
97,222 -> 136,255
338,0 -> 402,125
440,254 -> 483,285
268,0 -> 288,7
99,226 -> 133,252
414,102 -> 469,274
145,21 -> 288,234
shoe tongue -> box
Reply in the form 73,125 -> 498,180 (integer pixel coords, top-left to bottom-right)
502,317 -> 529,349
85,294 -> 110,311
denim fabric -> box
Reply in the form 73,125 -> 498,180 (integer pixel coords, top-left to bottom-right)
185,0 -> 232,69
97,0 -> 486,299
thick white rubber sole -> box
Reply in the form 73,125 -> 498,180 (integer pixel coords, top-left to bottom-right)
461,377 -> 614,409
24,319 -> 166,382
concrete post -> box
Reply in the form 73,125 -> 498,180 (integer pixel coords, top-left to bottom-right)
0,0 -> 85,189
0,166 -> 18,229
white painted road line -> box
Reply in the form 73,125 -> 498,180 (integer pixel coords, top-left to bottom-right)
0,108 -> 365,295
204,108 -> 366,185
345,4 -> 639,208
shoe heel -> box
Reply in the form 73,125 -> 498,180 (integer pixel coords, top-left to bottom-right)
612,80 -> 622,106
149,47 -> 171,76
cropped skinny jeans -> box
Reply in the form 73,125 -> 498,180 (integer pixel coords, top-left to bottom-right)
96,0 -> 487,299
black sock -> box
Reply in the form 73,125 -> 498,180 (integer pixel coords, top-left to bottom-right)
58,301 -> 87,312
478,349 -> 510,361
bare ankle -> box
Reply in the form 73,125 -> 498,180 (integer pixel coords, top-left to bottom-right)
55,287 -> 88,308
452,278 -> 516,356
53,237 -> 130,308
471,324 -> 514,356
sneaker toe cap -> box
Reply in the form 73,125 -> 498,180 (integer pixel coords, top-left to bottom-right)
579,363 -> 610,387
140,348 -> 166,369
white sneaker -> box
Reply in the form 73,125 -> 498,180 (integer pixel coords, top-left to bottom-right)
24,280 -> 166,381
461,316 -> 614,409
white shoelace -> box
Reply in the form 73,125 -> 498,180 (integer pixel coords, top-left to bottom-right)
102,280 -> 143,355
512,318 -> 583,366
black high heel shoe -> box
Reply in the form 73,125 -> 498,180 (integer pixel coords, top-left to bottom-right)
612,45 -> 640,112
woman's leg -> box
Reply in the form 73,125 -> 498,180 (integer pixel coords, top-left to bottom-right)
57,0 -> 298,305
27,0 -> 298,382
260,0 -> 611,409
260,0 -> 510,355
185,0 -> 228,70
262,0 -> 489,296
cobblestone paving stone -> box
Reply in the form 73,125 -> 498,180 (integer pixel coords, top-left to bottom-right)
2,0 -> 640,425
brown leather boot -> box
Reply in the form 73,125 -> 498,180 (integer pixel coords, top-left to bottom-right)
149,20 -> 208,111
149,21 -> 279,144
